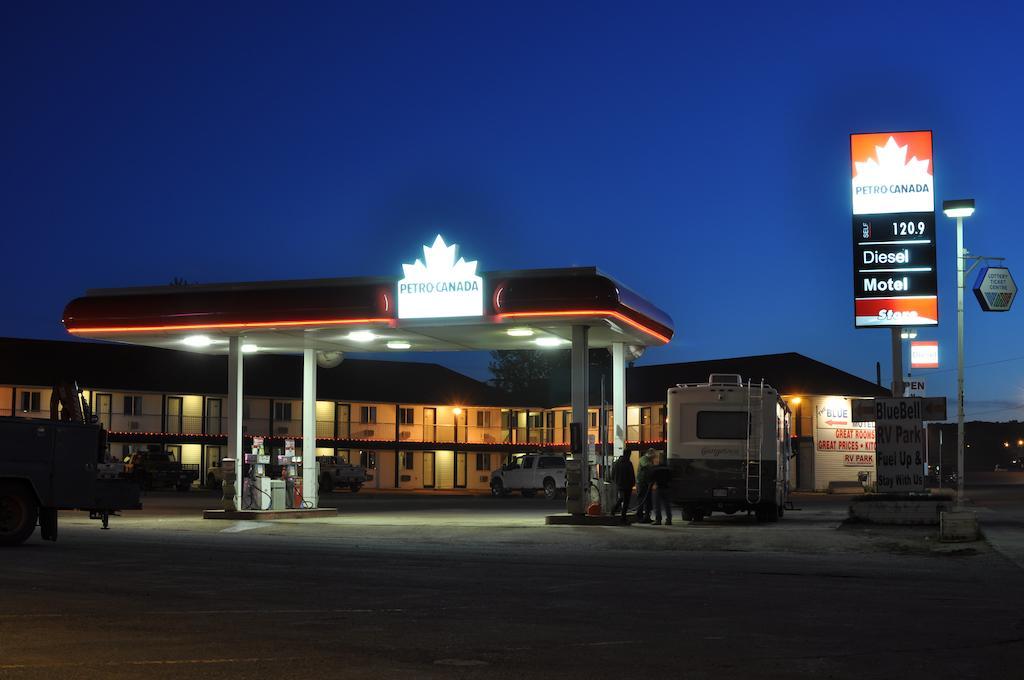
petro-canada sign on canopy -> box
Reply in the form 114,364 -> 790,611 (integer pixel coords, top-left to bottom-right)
850,131 -> 938,328
397,235 -> 484,319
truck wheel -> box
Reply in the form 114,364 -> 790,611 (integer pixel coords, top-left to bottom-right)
542,478 -> 557,500
0,483 -> 39,546
176,481 -> 191,492
490,480 -> 507,497
349,482 -> 361,493
319,474 -> 333,494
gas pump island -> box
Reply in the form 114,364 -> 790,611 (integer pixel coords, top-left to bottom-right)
62,235 -> 674,518
221,437 -> 305,511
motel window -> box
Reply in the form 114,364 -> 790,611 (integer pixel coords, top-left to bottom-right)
528,412 -> 543,428
360,406 -> 377,424
401,451 -> 414,470
122,396 -> 143,416
696,411 -> 749,440
273,402 -> 292,422
359,450 -> 377,469
20,391 -> 41,413
476,410 -> 492,428
399,407 -> 414,425
475,453 -> 491,471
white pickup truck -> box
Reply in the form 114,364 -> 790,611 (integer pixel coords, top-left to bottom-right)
490,453 -> 567,500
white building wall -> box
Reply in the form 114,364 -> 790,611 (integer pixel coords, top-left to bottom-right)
811,395 -> 876,491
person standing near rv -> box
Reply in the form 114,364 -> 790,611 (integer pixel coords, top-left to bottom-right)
636,448 -> 656,523
611,452 -> 635,524
650,453 -> 673,525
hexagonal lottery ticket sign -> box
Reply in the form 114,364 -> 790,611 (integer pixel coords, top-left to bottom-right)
973,266 -> 1017,312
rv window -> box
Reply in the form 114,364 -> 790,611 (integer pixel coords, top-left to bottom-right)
696,411 -> 748,440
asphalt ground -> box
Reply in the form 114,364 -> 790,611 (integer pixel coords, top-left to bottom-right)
1,487 -> 1023,679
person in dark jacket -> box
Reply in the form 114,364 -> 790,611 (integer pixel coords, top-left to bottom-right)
611,452 -> 636,524
635,448 -> 656,523
650,453 -> 674,525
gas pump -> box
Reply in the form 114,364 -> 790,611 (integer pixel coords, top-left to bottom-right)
282,438 -> 304,508
565,422 -> 585,514
243,436 -> 272,510
220,458 -> 236,511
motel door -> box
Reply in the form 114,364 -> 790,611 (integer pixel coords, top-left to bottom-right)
336,403 -> 350,439
423,452 -> 436,488
640,407 -> 652,442
423,408 -> 436,442
167,397 -> 183,434
95,393 -> 112,430
206,398 -> 222,435
455,452 -> 467,488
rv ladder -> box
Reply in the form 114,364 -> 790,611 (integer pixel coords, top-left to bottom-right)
745,379 -> 765,505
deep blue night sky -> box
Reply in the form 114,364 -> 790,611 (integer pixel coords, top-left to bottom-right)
3,1 -> 1023,419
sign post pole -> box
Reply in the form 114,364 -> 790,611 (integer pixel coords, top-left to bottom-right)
891,327 -> 904,398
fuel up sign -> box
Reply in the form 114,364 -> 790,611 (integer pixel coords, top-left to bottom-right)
850,131 -> 938,328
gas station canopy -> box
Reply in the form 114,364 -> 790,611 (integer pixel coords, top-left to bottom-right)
63,265 -> 673,354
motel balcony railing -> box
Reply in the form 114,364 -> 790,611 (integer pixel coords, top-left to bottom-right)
625,424 -> 665,442
0,408 -> 667,446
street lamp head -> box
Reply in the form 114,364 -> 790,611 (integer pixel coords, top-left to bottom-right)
943,198 -> 975,218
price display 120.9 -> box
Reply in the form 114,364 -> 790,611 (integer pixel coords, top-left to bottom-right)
852,211 -> 938,327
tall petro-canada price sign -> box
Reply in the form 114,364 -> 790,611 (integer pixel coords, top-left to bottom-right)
850,131 -> 938,327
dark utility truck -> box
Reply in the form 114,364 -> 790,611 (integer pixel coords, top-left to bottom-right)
0,384 -> 141,546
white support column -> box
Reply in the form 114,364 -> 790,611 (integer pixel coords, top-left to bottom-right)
612,342 -> 626,463
227,336 -> 244,511
302,348 -> 318,509
569,325 -> 590,513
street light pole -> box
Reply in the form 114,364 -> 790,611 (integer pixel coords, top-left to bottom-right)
956,214 -> 965,507
943,198 -> 975,508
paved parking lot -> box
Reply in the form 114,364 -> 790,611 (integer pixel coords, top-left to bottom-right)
2,487 -> 1022,679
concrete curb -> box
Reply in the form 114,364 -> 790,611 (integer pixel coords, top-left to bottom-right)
202,508 -> 338,520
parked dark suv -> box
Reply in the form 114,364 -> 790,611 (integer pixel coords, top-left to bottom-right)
123,450 -> 199,492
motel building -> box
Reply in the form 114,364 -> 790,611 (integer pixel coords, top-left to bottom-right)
0,337 -> 887,493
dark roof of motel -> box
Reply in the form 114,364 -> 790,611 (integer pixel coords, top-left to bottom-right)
0,337 -> 519,407
623,352 -> 891,402
522,351 -> 890,405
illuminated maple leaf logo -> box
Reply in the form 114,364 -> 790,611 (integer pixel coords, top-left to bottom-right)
401,235 -> 479,281
854,136 -> 931,183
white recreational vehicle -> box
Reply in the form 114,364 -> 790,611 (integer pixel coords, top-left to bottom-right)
666,374 -> 791,522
